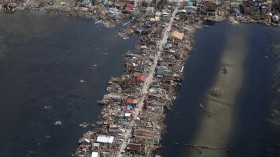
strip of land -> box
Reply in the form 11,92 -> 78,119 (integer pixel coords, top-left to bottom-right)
74,1 -> 204,157
1,0 -> 278,156
116,3 -> 180,157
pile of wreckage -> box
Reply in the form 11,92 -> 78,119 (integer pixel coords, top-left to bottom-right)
1,1 -> 16,12
73,1 -> 279,156
229,0 -> 280,25
70,0 -> 140,26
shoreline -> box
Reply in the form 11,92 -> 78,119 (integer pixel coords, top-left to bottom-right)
1,0 -> 279,156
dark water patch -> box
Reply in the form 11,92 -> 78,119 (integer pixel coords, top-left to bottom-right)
0,11 -> 138,157
228,24 -> 270,157
266,27 -> 280,156
162,23 -> 280,157
162,22 -> 228,157
229,24 -> 280,157
202,19 -> 216,26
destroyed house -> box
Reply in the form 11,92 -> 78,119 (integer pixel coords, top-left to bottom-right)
136,75 -> 146,82
177,6 -> 198,15
197,1 -> 218,16
242,1 -> 251,7
109,124 -> 125,133
170,31 -> 185,40
240,1 -> 253,14
146,7 -> 155,15
134,130 -> 161,144
156,66 -> 173,77
121,104 -> 134,112
244,7 -> 253,14
123,2 -> 134,13
144,0 -> 153,6
80,0 -> 92,7
108,77 -> 122,84
126,143 -> 145,154
91,152 -> 99,157
115,0 -> 126,9
96,135 -> 115,144
260,4 -> 269,14
123,98 -> 138,104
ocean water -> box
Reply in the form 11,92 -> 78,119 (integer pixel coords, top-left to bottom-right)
162,22 -> 280,157
0,11 -> 138,157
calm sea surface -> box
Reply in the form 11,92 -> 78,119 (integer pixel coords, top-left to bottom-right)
0,11 -> 138,157
163,22 -> 280,157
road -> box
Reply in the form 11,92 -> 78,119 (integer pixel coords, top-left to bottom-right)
116,3 -> 181,157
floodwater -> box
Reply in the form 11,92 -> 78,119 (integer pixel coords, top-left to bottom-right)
0,11 -> 138,157
163,22 -> 280,157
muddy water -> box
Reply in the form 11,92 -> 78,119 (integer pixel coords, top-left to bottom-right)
0,11 -> 137,157
162,23 -> 280,157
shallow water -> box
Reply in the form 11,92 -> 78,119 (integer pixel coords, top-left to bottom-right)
0,11 -> 137,157
162,23 -> 280,157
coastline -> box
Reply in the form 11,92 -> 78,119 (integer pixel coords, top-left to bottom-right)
1,0 -> 280,156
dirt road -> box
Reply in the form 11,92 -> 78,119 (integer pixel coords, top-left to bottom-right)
116,3 -> 181,157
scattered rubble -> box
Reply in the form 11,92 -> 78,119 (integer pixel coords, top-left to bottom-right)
70,0 -> 279,156
79,122 -> 92,128
2,0 -> 279,27
74,1 -> 206,157
229,0 -> 280,25
2,0 -> 279,156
